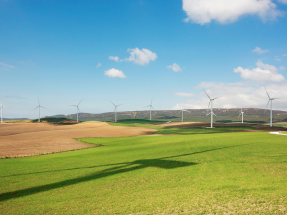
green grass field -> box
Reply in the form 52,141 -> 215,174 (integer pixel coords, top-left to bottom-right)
108,119 -> 260,135
1,130 -> 286,214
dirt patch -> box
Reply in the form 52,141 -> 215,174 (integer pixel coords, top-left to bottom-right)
0,121 -> 156,158
154,122 -> 287,131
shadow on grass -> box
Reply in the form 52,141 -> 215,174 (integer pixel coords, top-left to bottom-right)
0,144 -> 247,202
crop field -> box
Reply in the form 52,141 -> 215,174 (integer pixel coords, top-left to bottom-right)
0,124 -> 286,214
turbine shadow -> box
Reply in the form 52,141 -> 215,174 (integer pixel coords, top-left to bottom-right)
0,159 -> 196,202
0,143 -> 248,202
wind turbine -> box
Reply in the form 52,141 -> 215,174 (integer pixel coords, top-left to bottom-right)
238,108 -> 244,123
111,101 -> 122,122
145,99 -> 155,121
203,89 -> 220,128
177,106 -> 187,122
33,98 -> 47,122
0,103 -> 10,123
264,87 -> 278,127
70,99 -> 83,123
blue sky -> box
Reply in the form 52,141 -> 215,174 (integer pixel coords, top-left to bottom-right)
1,0 -> 287,118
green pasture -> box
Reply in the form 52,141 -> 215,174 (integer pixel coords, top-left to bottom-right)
0,131 -> 286,214
108,119 -> 260,135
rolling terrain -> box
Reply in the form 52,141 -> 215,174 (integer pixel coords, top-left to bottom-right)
62,108 -> 287,123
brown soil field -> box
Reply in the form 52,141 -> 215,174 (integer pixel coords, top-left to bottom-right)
155,121 -> 287,130
0,121 -> 156,158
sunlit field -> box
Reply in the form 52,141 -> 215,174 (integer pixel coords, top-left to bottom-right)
1,130 -> 286,214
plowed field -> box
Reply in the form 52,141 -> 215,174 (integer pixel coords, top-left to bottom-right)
0,121 -> 156,158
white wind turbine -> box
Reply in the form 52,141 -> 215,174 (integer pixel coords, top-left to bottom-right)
111,101 -> 122,122
264,87 -> 278,127
33,98 -> 47,122
177,106 -> 187,122
70,99 -> 83,123
203,89 -> 220,128
145,99 -> 155,121
0,103 -> 10,123
238,108 -> 244,123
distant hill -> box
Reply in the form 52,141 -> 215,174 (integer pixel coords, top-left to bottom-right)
3,118 -> 29,121
46,108 -> 287,124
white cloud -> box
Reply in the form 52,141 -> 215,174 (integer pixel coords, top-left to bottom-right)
275,56 -> 281,61
167,63 -> 182,72
279,66 -> 286,70
278,0 -> 287,4
175,92 -> 194,97
123,48 -> 157,65
252,46 -> 269,54
0,62 -> 15,69
96,63 -> 102,68
283,54 -> 287,57
109,56 -> 120,62
104,68 -> 126,78
182,0 -> 281,25
172,82 -> 287,111
234,61 -> 285,83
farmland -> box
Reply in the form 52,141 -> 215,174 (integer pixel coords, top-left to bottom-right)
0,121 -> 286,214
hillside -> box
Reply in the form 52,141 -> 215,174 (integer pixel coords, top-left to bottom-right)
48,108 -> 287,124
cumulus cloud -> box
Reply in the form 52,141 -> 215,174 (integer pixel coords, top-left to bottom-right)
167,63 -> 182,72
234,61 -> 285,83
252,46 -> 269,54
175,92 -> 194,97
96,63 -> 102,68
182,0 -> 281,25
0,62 -> 15,69
172,82 -> 287,111
104,68 -> 126,78
278,0 -> 287,4
122,48 -> 157,65
109,56 -> 120,62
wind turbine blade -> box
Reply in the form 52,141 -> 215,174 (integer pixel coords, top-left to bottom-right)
38,98 -> 40,105
144,105 -> 150,108
206,101 -> 210,114
264,87 -> 270,99
213,96 -> 221,100
32,106 -> 38,111
69,105 -> 77,106
117,104 -> 123,107
40,106 -> 47,109
151,98 -> 153,105
238,113 -> 241,117
78,99 -> 83,106
213,113 -> 217,117
264,100 -> 270,114
206,112 -> 211,116
203,89 -> 210,99
151,106 -> 155,110
177,110 -> 181,116
273,98 -> 280,100
110,101 -> 116,106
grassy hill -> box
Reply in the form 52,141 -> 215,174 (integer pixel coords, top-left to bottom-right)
1,131 -> 286,214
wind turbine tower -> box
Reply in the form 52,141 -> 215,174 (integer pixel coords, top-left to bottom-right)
203,89 -> 220,128
238,108 -> 244,123
111,101 -> 122,122
70,99 -> 83,123
0,103 -> 9,123
264,88 -> 278,127
177,106 -> 187,122
33,98 -> 47,122
145,99 -> 155,121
